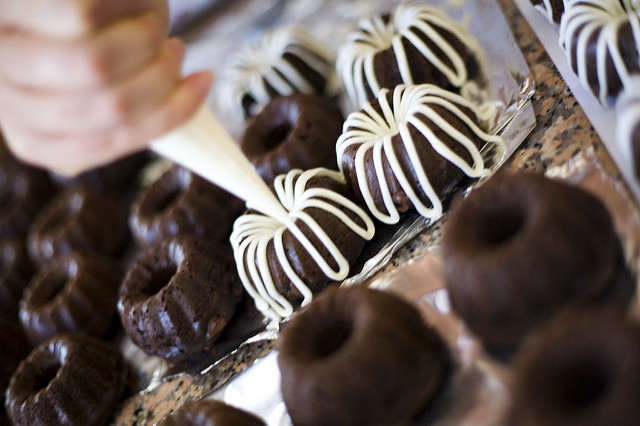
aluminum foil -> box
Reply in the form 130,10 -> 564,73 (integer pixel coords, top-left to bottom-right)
112,0 -> 537,423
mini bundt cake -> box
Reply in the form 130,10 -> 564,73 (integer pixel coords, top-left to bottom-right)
530,0 -> 565,24
27,185 -> 130,265
240,94 -> 344,184
230,168 -> 376,321
440,172 -> 619,350
278,286 -> 450,425
159,399 -> 266,426
336,2 -> 482,108
559,0 -> 640,105
616,76 -> 640,180
337,84 -> 504,225
0,154 -> 55,240
507,307 -> 640,425
129,166 -> 243,248
118,236 -> 243,363
19,252 -> 123,345
5,333 -> 127,426
223,25 -> 336,120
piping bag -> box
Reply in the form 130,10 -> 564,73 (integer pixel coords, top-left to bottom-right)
150,105 -> 290,224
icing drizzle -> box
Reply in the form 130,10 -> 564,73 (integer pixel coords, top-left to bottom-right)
230,168 -> 375,321
224,26 -> 336,119
533,0 -> 565,24
336,2 -> 480,109
559,0 -> 640,105
336,84 -> 505,225
616,76 -> 640,177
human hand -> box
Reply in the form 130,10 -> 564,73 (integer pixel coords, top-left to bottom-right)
0,0 -> 213,175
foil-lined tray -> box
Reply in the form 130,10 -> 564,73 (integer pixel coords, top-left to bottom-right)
112,0 -> 537,423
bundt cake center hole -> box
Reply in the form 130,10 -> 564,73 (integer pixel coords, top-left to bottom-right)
475,208 -> 525,246
310,318 -> 353,359
142,263 -> 177,296
35,362 -> 61,391
552,363 -> 609,409
264,122 -> 292,151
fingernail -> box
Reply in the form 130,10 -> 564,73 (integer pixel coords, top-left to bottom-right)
190,71 -> 214,95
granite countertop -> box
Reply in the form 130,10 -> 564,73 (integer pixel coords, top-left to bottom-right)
496,0 -> 623,178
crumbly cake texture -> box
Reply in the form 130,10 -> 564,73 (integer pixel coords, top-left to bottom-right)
336,2 -> 482,109
230,168 -> 375,321
223,25 -> 337,120
118,236 -> 243,363
559,0 -> 640,105
441,172 -> 618,349
337,84 -> 504,225
5,333 -> 127,426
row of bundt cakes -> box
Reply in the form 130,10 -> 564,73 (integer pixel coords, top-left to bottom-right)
530,0 -> 640,185
0,140 -> 253,424
271,171 -> 640,425
222,1 -> 506,321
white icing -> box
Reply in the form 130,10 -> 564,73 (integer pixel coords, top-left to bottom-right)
559,0 -> 640,105
616,76 -> 640,175
533,0 -> 565,24
224,26 -> 336,119
336,84 -> 505,225
336,2 -> 480,109
151,106 -> 290,223
230,168 -> 375,321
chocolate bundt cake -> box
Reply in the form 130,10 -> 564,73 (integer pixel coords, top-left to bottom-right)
0,154 -> 55,240
129,166 -> 243,248
240,94 -> 344,184
118,236 -> 243,363
440,172 -> 619,350
530,0 -> 565,24
5,333 -> 127,426
278,286 -> 450,425
507,307 -> 640,425
0,239 -> 33,322
159,399 -> 266,426
559,0 -> 640,105
336,2 -> 482,108
337,84 -> 504,224
230,168 -> 375,320
27,185 -> 130,265
224,26 -> 336,120
19,252 -> 123,345
50,150 -> 150,193
616,77 -> 640,180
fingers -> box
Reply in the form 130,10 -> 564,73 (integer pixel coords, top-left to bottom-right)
1,71 -> 213,176
0,12 -> 164,90
0,39 -> 186,134
0,0 -> 158,38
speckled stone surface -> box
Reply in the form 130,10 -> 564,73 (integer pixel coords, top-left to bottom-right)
496,0 -> 621,178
